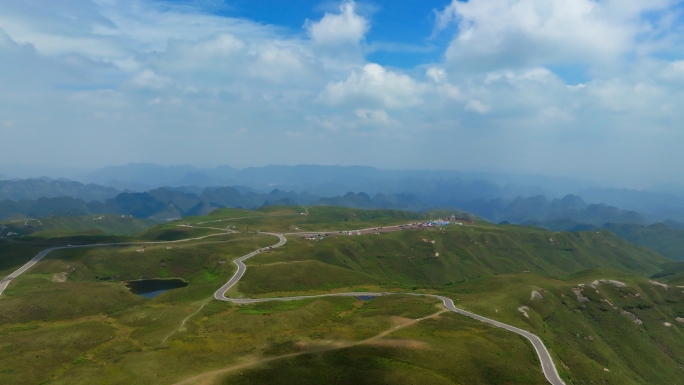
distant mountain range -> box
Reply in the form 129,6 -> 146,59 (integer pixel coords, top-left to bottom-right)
0,180 -> 667,236
0,186 -> 423,221
0,178 -> 120,202
474,195 -> 649,230
2,164 -> 684,229
75,163 -> 684,221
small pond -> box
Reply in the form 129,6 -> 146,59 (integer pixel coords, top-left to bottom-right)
126,278 -> 188,298
356,295 -> 378,301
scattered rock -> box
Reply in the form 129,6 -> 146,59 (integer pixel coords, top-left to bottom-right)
604,368 -> 610,372
560,361 -> 570,371
601,299 -> 618,310
605,280 -> 626,288
52,272 -> 68,283
572,287 -> 589,303
650,280 -> 669,290
676,317 -> 684,324
531,291 -> 543,300
518,306 -> 530,318
435,252 -> 439,257
621,310 -> 643,325
664,322 -> 672,327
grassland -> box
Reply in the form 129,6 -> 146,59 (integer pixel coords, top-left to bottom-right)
0,206 -> 683,384
238,226 -> 667,295
1,215 -> 159,238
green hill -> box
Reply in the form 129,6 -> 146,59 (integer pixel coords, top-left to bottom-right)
1,215 -> 158,238
0,206 -> 682,385
240,226 -> 667,295
603,222 -> 684,261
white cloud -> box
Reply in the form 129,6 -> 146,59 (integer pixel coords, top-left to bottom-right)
465,100 -> 490,114
321,63 -> 426,108
426,67 -> 447,83
662,60 -> 684,81
128,69 -> 172,90
306,1 -> 369,45
0,0 -> 684,185
436,0 -> 675,70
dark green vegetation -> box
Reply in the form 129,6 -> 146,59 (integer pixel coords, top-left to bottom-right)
1,206 -> 683,385
651,262 -> 684,285
604,222 -> 684,261
0,215 -> 158,239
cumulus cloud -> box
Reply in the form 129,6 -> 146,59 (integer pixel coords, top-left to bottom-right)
306,1 -> 369,45
435,0 -> 676,70
128,69 -> 172,90
465,100 -> 490,114
320,63 -> 426,108
0,0 -> 684,185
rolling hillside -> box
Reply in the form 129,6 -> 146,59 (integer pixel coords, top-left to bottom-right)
0,206 -> 682,385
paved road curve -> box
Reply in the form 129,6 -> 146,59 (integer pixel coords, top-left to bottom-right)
1,225 -> 565,385
214,231 -> 566,385
0,231 -> 236,297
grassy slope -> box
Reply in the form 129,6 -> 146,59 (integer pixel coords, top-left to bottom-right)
240,226 -> 667,294
604,223 -> 684,261
0,206 -> 682,385
184,206 -> 425,233
1,215 -> 159,237
439,272 -> 684,384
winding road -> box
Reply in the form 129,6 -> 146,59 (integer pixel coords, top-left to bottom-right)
214,231 -> 566,385
1,224 -> 566,385
0,231 -> 237,296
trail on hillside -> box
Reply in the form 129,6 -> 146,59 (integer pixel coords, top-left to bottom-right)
171,310 -> 446,385
162,298 -> 211,345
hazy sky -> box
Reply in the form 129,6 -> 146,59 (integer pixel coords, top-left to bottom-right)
1,0 -> 683,187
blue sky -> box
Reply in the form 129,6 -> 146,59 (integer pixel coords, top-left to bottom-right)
176,0 -> 454,67
1,0 -> 684,187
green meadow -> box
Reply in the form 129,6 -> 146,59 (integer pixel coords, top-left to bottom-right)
0,206 -> 683,384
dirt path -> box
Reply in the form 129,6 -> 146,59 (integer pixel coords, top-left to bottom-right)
162,298 -> 210,345
171,310 -> 446,385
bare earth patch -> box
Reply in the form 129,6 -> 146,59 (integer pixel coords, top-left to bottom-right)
650,280 -> 669,290
572,287 -> 589,303
52,272 -> 68,282
621,310 -> 643,325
